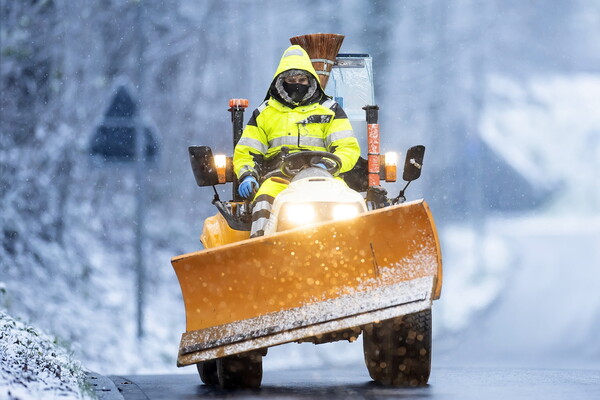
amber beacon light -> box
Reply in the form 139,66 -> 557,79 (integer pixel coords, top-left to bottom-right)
214,154 -> 227,184
384,152 -> 397,182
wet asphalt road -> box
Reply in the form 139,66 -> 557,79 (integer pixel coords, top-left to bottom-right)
107,365 -> 600,400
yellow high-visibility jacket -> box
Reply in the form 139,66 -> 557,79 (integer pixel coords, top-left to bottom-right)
234,45 -> 360,181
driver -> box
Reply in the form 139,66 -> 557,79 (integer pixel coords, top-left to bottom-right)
233,45 -> 360,237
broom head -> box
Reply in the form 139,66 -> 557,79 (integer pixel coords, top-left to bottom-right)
290,33 -> 345,89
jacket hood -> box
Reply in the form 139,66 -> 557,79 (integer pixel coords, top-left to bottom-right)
265,45 -> 326,106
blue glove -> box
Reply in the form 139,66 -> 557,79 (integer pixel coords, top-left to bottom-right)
314,163 -> 328,169
238,176 -> 258,198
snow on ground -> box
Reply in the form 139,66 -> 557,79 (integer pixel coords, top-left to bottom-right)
433,73 -> 600,369
481,73 -> 600,209
436,214 -> 600,369
0,310 -> 93,400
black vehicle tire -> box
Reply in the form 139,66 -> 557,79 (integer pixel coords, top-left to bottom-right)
362,309 -> 432,386
217,351 -> 263,389
196,360 -> 219,386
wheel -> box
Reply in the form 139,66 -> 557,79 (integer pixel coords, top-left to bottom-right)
281,150 -> 342,177
217,350 -> 263,389
196,360 -> 218,385
362,309 -> 432,386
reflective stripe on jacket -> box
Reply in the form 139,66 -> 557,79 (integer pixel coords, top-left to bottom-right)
234,45 -> 360,180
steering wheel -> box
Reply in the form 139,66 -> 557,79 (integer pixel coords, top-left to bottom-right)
281,151 -> 342,178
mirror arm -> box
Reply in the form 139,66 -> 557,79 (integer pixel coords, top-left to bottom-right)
392,180 -> 412,204
211,185 -> 221,203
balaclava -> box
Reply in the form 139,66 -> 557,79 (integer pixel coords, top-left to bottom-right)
274,69 -> 318,107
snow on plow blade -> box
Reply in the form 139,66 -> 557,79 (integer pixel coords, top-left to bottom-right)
172,200 -> 442,366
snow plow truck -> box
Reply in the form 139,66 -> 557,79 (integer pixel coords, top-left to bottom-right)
171,34 -> 443,388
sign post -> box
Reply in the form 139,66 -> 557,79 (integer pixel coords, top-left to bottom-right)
133,0 -> 145,340
90,83 -> 157,340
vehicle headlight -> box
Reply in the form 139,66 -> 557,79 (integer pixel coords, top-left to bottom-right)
277,202 -> 363,232
283,203 -> 317,226
332,204 -> 360,221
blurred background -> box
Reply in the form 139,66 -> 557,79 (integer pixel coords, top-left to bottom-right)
1,0 -> 599,374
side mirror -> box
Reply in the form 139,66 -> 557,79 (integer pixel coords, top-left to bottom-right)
188,146 -> 219,186
402,145 -> 425,182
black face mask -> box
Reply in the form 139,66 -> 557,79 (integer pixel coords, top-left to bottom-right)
283,82 -> 309,103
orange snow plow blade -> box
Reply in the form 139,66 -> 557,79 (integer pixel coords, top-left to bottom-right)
172,199 -> 442,366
